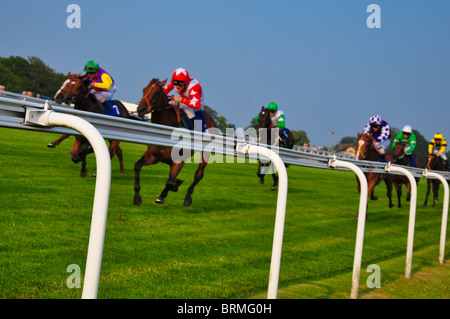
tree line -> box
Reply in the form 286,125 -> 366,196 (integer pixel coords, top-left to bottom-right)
0,56 -> 66,98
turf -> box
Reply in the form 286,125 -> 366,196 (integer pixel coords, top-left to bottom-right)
0,127 -> 448,299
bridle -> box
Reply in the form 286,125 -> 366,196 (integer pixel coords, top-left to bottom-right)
140,80 -> 181,123
356,135 -> 383,160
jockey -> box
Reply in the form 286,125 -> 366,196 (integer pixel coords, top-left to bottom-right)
254,102 -> 289,145
428,133 -> 449,170
362,114 -> 391,157
391,125 -> 417,167
163,68 -> 206,132
83,60 -> 116,112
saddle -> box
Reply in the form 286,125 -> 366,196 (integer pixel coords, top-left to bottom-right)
100,100 -> 122,117
178,109 -> 207,132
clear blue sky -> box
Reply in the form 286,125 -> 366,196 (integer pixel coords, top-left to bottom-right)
1,0 -> 449,147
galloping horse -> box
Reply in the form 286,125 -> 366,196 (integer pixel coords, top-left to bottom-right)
423,154 -> 447,208
391,142 -> 421,208
53,72 -> 131,177
134,78 -> 218,206
354,132 -> 394,217
255,106 -> 294,190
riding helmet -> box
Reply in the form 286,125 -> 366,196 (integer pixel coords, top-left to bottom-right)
267,102 -> 278,111
402,125 -> 412,134
369,114 -> 382,125
84,60 -> 99,73
434,133 -> 443,140
172,68 -> 190,82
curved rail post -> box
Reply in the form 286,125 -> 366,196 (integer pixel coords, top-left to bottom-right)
385,163 -> 418,279
422,169 -> 449,264
25,103 -> 111,299
235,128 -> 288,299
328,156 -> 368,299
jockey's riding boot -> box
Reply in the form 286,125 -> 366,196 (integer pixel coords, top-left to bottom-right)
445,159 -> 450,171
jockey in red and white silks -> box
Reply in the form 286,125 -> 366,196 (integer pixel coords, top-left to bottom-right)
163,68 -> 204,120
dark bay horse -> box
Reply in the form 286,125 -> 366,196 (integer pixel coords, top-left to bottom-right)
53,72 -> 130,177
134,78 -> 218,206
423,154 -> 447,208
256,106 -> 294,190
391,142 -> 421,208
354,133 -> 394,218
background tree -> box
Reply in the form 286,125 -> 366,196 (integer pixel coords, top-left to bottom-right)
0,55 -> 66,98
203,105 -> 235,133
291,130 -> 310,146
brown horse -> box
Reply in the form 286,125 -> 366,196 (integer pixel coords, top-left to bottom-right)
255,106 -> 294,190
134,78 -> 218,206
423,154 -> 447,208
354,133 -> 394,218
391,142 -> 421,208
53,72 -> 130,177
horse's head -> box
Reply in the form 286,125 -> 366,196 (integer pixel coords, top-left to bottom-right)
69,136 -> 93,164
137,78 -> 168,118
355,132 -> 375,160
54,72 -> 89,105
393,141 -> 406,159
256,107 -> 272,129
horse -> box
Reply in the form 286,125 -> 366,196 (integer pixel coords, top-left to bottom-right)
133,78 -> 218,206
391,141 -> 421,208
53,72 -> 130,177
354,132 -> 394,218
255,106 -> 294,190
423,154 -> 447,208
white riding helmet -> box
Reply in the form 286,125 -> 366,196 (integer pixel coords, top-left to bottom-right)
402,125 -> 412,134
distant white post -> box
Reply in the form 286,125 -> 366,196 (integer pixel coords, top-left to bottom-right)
422,169 -> 449,264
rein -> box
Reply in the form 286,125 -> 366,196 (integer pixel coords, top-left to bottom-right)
142,81 -> 181,125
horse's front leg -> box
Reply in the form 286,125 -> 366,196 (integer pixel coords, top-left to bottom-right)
156,162 -> 185,204
423,180 -> 431,208
133,156 -> 145,206
384,178 -> 394,208
48,134 -> 70,148
257,160 -> 265,184
271,173 -> 278,191
112,142 -> 124,174
433,181 -> 440,207
80,158 -> 88,178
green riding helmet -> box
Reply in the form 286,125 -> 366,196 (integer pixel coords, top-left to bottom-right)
267,102 -> 278,112
84,60 -> 99,73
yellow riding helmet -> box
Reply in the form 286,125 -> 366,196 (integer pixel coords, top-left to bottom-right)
434,133 -> 443,140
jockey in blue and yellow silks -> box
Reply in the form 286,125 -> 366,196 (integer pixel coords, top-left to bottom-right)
84,60 -> 116,112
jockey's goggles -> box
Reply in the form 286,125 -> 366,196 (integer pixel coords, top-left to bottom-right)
84,66 -> 98,73
173,80 -> 185,86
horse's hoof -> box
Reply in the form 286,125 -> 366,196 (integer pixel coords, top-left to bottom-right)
389,203 -> 394,208
370,196 -> 378,201
80,171 -> 87,178
47,143 -> 56,148
92,172 -> 97,178
259,180 -> 264,185
271,186 -> 277,191
184,196 -> 192,207
134,195 -> 142,206
155,197 -> 164,204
